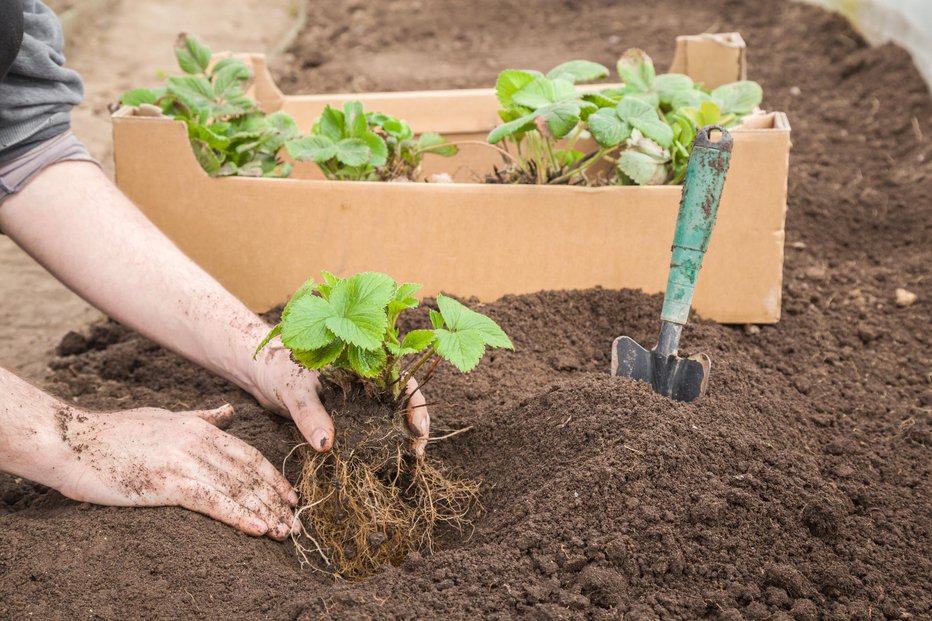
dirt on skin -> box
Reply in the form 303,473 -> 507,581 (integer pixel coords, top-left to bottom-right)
1,0 -> 931,619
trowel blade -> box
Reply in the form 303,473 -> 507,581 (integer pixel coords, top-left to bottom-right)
611,336 -> 712,402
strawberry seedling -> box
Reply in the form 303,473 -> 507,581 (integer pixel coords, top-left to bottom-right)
120,34 -> 299,178
285,102 -> 457,181
256,271 -> 512,577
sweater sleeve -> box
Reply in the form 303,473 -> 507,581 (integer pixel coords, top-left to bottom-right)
0,0 -> 25,82
0,0 -> 84,161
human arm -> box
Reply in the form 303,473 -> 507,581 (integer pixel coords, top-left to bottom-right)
0,160 -> 430,452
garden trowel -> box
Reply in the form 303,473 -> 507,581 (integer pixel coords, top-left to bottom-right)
611,125 -> 733,402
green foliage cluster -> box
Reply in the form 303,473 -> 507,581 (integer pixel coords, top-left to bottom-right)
120,35 -> 455,181
285,103 -> 457,181
121,36 -> 761,187
487,48 -> 763,185
255,272 -> 512,398
121,35 -> 298,178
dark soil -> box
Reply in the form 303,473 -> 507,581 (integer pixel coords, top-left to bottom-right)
2,0 -> 931,619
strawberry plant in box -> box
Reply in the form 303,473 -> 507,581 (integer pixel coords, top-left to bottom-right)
285,102 -> 457,181
255,272 -> 512,577
488,48 -> 762,185
121,35 -> 299,178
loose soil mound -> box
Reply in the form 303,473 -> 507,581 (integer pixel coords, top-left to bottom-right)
2,0 -> 930,619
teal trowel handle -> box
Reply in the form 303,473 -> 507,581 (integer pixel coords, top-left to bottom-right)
660,125 -> 733,325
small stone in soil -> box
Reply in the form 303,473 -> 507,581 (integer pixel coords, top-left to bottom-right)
895,288 -> 918,307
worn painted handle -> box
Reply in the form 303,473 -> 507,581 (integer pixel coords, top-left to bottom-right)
660,125 -> 733,325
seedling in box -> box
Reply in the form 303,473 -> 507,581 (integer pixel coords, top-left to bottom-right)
121,35 -> 299,178
285,103 -> 457,181
121,35 -> 456,183
488,48 -> 762,185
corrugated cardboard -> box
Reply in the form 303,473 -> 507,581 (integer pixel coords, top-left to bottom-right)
112,33 -> 791,324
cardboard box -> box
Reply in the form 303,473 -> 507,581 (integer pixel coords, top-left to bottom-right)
112,33 -> 791,324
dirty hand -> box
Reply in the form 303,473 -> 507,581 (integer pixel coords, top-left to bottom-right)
54,404 -> 299,540
251,343 -> 430,456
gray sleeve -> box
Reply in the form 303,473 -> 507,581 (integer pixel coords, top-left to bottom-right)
0,0 -> 84,159
0,0 -> 24,81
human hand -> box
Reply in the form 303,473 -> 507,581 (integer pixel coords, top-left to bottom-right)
251,343 -> 430,455
54,404 -> 299,540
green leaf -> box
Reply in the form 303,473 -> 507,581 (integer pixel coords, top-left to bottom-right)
540,102 -> 581,139
321,271 -> 340,287
416,132 -> 457,157
340,271 -> 396,308
436,294 -> 513,349
495,69 -> 540,107
487,112 -> 536,144
682,101 -> 725,127
324,272 -> 394,349
175,34 -> 212,75
671,89 -> 710,111
318,105 -> 345,142
237,160 -> 264,177
293,339 -> 345,370
190,123 -> 231,151
512,77 -> 576,109
361,131 -> 388,167
212,60 -> 252,101
395,282 -> 421,302
711,80 -> 762,115
343,101 -> 368,138
578,100 -> 599,120
286,135 -> 337,163
347,345 -> 387,377
547,60 -> 609,84
281,294 -> 337,350
369,112 -> 411,139
253,323 -> 281,358
285,278 -> 318,318
616,48 -> 655,92
624,90 -> 660,109
616,98 -> 673,148
434,329 -> 486,372
217,162 -> 238,176
429,309 -> 445,329
167,75 -> 215,109
401,329 -> 436,353
553,148 -> 586,166
209,57 -> 243,76
583,91 -> 620,108
191,140 -> 222,174
262,112 -> 300,152
588,107 -> 631,147
653,73 -> 694,105
388,282 -> 420,320
121,88 -> 159,107
335,138 -> 371,167
618,150 -> 669,185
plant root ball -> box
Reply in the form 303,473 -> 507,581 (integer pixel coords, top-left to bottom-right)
290,381 -> 480,579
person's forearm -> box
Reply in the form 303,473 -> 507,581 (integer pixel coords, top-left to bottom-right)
0,367 -> 72,488
0,161 -> 268,396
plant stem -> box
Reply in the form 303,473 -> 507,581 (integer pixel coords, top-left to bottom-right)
548,146 -> 616,185
564,125 -> 584,153
393,347 -> 437,392
404,348 -> 437,381
414,140 -> 517,162
511,137 -> 532,178
543,137 -> 559,178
